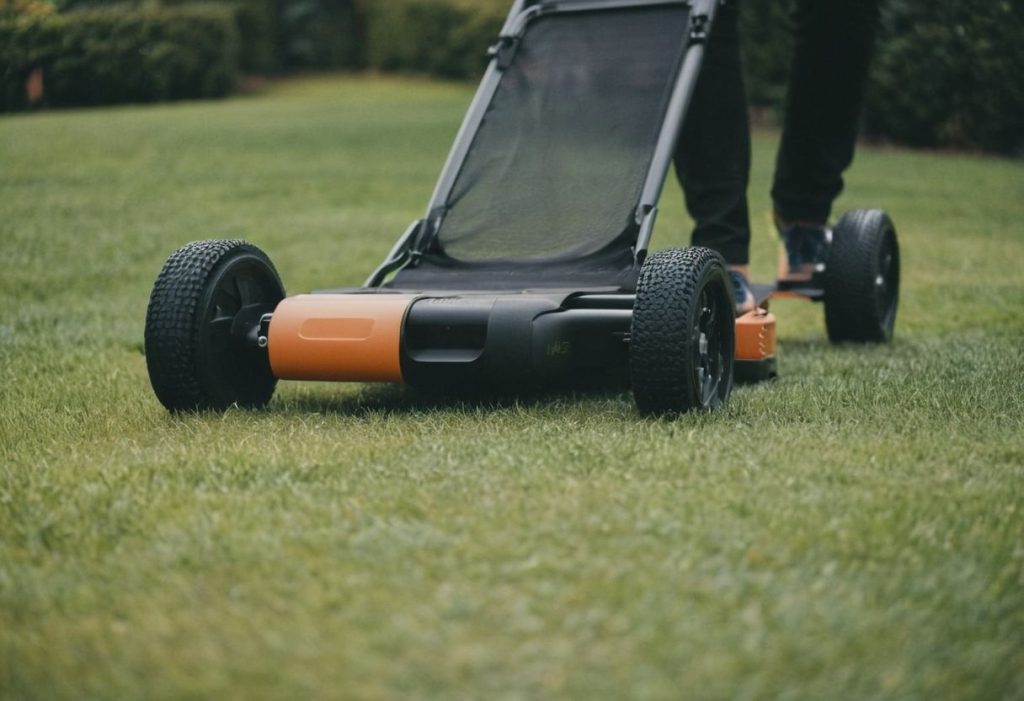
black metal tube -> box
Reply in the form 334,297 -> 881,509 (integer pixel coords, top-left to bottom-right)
634,0 -> 719,256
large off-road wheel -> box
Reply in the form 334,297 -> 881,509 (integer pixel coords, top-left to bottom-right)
824,209 -> 900,343
144,240 -> 285,412
630,247 -> 735,415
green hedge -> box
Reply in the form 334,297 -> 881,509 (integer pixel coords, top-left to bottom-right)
210,0 -> 280,73
863,0 -> 1024,154
58,0 -> 277,74
278,0 -> 363,69
2,0 -> 1021,155
0,5 -> 239,110
157,0 -> 362,74
49,0 -> 278,73
361,0 -> 503,79
737,0 -> 792,110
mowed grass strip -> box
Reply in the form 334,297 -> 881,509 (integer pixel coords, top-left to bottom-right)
1,75 -> 1023,700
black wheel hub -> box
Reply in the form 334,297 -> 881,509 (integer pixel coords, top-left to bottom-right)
198,255 -> 284,406
692,285 -> 732,409
875,231 -> 900,332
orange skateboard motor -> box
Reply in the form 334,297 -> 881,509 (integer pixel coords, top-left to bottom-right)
734,307 -> 778,382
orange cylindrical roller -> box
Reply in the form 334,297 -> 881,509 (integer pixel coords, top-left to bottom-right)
268,294 -> 416,383
735,308 -> 777,361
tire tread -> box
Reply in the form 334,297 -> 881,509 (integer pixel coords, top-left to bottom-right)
144,239 -> 278,412
630,247 -> 734,414
824,209 -> 899,343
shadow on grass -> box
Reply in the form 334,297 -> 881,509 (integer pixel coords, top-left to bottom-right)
271,380 -> 633,418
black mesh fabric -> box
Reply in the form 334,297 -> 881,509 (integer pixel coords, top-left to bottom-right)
391,4 -> 690,292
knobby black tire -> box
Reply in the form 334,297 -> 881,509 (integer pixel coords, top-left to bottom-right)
824,209 -> 900,343
630,247 -> 735,415
144,240 -> 284,412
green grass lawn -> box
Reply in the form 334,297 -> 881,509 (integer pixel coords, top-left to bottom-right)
2,75 -> 1023,700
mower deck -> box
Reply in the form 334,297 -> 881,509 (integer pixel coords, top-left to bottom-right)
265,289 -> 776,390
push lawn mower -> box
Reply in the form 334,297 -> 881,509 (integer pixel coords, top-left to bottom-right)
144,0 -> 900,415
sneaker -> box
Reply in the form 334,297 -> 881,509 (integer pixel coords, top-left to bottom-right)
777,222 -> 831,283
728,269 -> 756,315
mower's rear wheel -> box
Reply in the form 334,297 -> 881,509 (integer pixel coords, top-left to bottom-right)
824,209 -> 900,343
630,247 -> 735,415
144,240 -> 285,412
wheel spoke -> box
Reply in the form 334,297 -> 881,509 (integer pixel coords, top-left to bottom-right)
223,274 -> 242,302
702,289 -> 727,406
235,273 -> 258,306
694,286 -> 724,408
215,285 -> 241,315
701,356 -> 716,405
707,314 -> 719,353
877,249 -> 891,290
209,315 -> 233,332
207,316 -> 233,352
708,351 -> 724,403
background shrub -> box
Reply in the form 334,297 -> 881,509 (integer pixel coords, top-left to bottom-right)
1,0 -> 1021,155
737,0 -> 792,110
278,0 -> 362,70
159,0 -> 280,74
0,0 -> 55,17
0,5 -> 239,111
361,0 -> 503,79
158,0 -> 363,74
42,0 -> 356,74
736,0 -> 1024,155
863,0 -> 1024,155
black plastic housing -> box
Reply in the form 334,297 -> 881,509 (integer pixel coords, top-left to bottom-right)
398,293 -> 632,391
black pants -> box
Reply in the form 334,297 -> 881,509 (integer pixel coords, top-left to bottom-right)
674,0 -> 881,265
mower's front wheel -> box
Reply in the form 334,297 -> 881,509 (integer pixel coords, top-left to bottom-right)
824,209 -> 900,343
144,240 -> 285,412
630,247 -> 735,415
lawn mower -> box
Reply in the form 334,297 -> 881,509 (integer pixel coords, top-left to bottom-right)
144,0 -> 900,415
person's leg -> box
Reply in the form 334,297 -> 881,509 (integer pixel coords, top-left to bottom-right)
772,0 -> 882,227
674,0 -> 754,309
